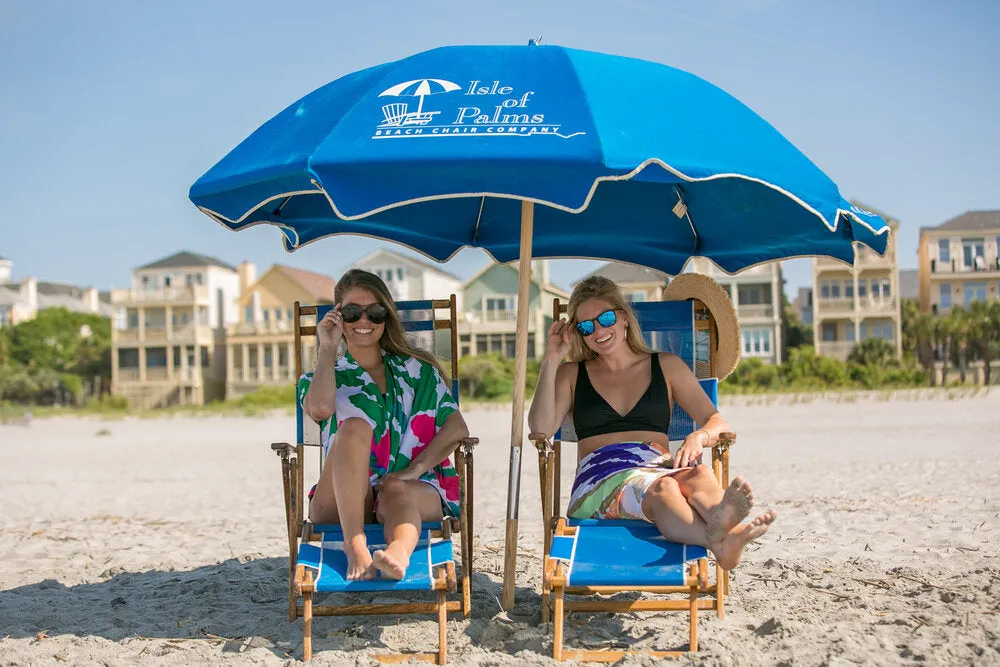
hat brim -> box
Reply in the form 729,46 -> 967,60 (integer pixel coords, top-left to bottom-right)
662,274 -> 742,380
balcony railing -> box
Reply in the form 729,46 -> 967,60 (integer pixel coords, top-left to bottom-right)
930,257 -> 1000,275
229,320 -> 295,336
736,303 -> 775,319
816,297 -> 897,315
112,286 -> 209,304
117,368 -> 140,382
816,297 -> 855,314
818,341 -> 856,361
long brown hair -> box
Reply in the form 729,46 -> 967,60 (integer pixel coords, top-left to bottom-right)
334,269 -> 448,380
566,276 -> 651,362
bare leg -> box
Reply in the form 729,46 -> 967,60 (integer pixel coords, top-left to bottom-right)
709,510 -> 777,570
641,476 -> 713,546
675,466 -> 754,541
372,478 -> 444,580
308,418 -> 376,580
641,474 -> 777,571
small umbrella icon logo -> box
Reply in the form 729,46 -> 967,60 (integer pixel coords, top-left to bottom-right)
378,78 -> 461,126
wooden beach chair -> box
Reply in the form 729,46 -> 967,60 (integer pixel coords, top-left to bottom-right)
270,297 -> 477,663
528,298 -> 734,661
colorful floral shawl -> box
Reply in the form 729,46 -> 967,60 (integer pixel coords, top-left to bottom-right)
297,350 -> 460,517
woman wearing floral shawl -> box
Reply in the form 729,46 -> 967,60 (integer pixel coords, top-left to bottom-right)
300,269 -> 470,581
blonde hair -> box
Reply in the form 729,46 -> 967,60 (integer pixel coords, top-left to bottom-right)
566,276 -> 651,362
335,269 -> 448,381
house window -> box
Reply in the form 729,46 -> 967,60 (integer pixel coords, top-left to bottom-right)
142,275 -> 152,290
244,305 -> 253,323
939,283 -> 952,309
962,238 -> 985,270
146,347 -> 168,367
164,275 -> 172,288
843,280 -> 854,299
201,346 -> 210,367
626,291 -> 646,303
822,322 -> 837,342
845,325 -> 856,342
938,239 -> 950,263
485,297 -> 515,320
264,347 -> 273,368
397,268 -> 404,282
287,308 -> 294,321
820,281 -> 830,299
275,308 -> 282,321
738,286 -> 766,305
964,282 -> 987,307
870,278 -> 891,299
741,328 -> 771,356
476,336 -> 488,354
262,309 -> 270,323
857,279 -> 867,298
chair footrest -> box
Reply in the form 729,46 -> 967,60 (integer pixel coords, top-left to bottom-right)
550,521 -> 707,587
299,524 -> 453,592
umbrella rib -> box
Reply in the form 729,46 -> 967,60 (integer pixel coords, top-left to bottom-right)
673,186 -> 699,256
472,196 -> 486,243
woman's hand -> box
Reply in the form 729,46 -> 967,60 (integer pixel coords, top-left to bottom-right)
673,430 -> 708,468
378,466 -> 425,488
545,319 -> 571,361
317,304 -> 344,351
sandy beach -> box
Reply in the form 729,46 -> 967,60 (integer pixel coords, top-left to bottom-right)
2,391 -> 999,665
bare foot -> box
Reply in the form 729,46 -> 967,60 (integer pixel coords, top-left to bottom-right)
706,477 -> 755,542
344,537 -> 375,580
372,546 -> 410,580
709,510 -> 777,570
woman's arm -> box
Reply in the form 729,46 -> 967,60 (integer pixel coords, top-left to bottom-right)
399,411 -> 471,478
303,308 -> 343,422
303,342 -> 338,421
527,319 -> 574,437
527,360 -> 575,437
660,353 -> 731,467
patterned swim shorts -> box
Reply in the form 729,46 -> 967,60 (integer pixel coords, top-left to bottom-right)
567,442 -> 690,522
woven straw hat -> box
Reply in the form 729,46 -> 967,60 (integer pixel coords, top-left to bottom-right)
662,273 -> 741,380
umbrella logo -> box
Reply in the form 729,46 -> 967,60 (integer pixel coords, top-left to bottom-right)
378,78 -> 461,127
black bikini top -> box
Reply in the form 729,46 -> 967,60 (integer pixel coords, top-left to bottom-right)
572,354 -> 670,440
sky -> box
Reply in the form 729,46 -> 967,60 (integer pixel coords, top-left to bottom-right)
2,0 -> 998,296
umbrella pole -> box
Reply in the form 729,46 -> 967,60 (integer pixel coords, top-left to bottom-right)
502,200 -> 534,610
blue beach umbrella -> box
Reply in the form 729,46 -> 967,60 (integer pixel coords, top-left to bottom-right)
189,43 -> 890,608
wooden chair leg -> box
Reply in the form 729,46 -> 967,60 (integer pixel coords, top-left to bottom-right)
717,563 -> 726,619
302,571 -> 313,661
689,563 -> 699,653
437,589 -> 448,665
553,584 -> 564,661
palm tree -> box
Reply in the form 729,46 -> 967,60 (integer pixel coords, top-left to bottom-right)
913,314 -> 936,379
949,306 -> 971,383
934,314 -> 954,386
969,300 -> 1000,385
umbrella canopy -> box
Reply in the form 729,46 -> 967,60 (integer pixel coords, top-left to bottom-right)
190,44 -> 889,274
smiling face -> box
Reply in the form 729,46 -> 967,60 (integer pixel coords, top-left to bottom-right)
574,297 -> 626,356
339,287 -> 386,350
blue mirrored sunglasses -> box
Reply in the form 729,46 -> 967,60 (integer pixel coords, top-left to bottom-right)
575,309 -> 618,337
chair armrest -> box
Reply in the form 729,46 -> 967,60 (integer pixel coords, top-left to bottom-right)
712,432 -> 736,450
271,442 -> 293,456
459,437 -> 479,448
528,432 -> 552,449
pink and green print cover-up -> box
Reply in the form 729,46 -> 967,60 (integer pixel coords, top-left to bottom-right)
297,350 -> 461,517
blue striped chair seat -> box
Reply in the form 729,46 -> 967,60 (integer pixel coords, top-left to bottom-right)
298,523 -> 454,592
550,520 -> 708,587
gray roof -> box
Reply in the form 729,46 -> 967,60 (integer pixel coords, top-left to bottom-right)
924,210 -> 1000,233
898,269 -> 919,301
578,262 -> 670,286
138,251 -> 236,272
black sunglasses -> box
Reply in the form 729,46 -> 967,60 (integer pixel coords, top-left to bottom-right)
340,303 -> 389,325
575,309 -> 618,336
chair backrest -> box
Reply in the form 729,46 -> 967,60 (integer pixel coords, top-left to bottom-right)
294,297 -> 461,447
553,297 -> 720,445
